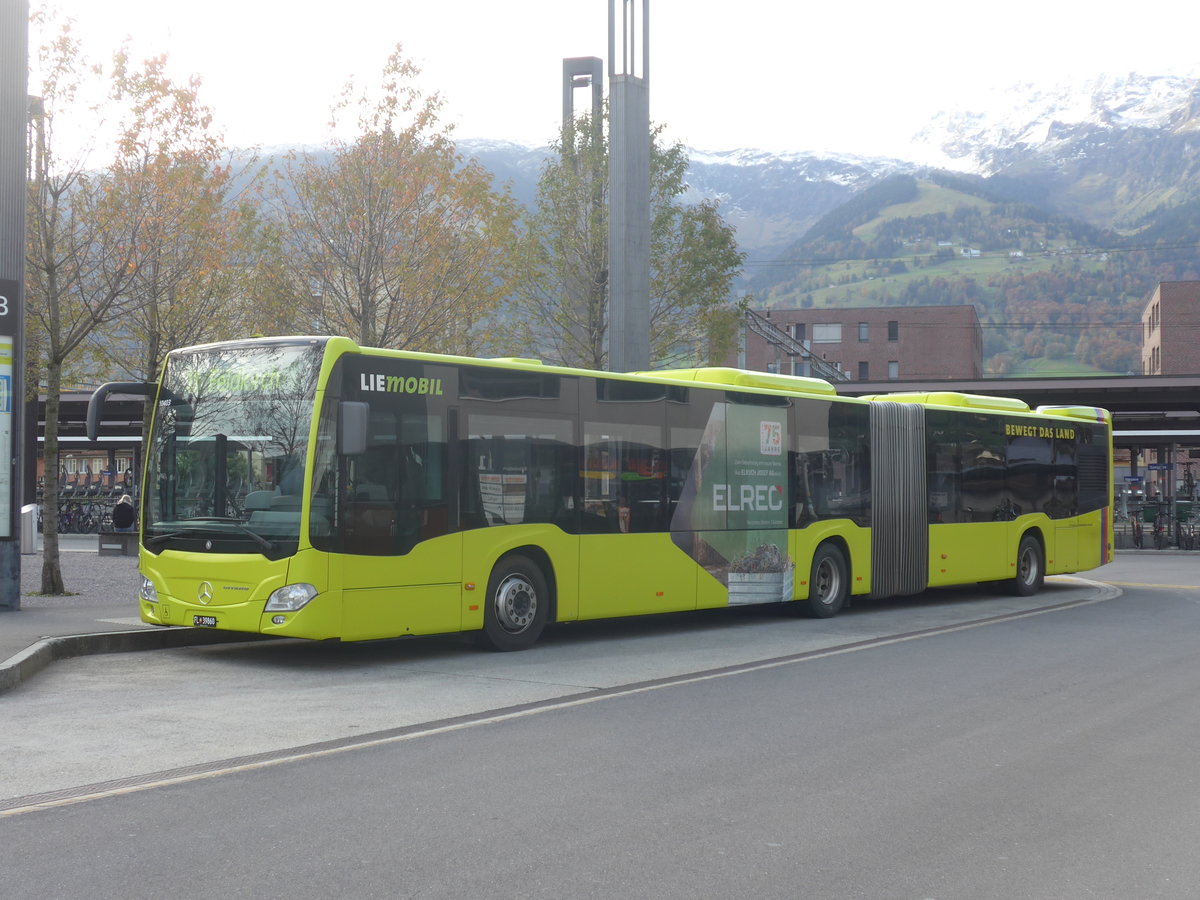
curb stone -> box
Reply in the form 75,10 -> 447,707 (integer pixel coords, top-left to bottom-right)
0,628 -> 274,696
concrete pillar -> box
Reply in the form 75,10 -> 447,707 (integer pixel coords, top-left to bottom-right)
607,0 -> 650,372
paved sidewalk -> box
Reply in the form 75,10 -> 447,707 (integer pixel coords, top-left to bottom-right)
2,534 -> 265,694
5,534 -> 146,656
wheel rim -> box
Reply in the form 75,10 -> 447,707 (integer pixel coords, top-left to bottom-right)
814,558 -> 841,605
494,574 -> 537,633
1018,545 -> 1038,584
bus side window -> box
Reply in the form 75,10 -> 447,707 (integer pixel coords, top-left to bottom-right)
335,411 -> 450,555
583,426 -> 667,534
309,398 -> 339,545
459,439 -> 490,530
465,415 -> 575,532
792,453 -> 817,527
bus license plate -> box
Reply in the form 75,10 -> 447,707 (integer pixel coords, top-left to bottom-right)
193,615 -> 218,627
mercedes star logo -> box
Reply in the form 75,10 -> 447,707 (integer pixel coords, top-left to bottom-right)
197,581 -> 214,605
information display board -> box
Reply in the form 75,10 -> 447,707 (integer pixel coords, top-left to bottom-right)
0,334 -> 9,537
0,277 -> 16,540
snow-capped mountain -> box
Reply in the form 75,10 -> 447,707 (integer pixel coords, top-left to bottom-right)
458,72 -> 1200,249
683,147 -> 903,184
911,73 -> 1200,174
677,149 -> 919,252
459,139 -> 918,253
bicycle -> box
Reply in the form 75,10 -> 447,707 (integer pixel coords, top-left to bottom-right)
1176,510 -> 1196,551
58,502 -> 79,534
1152,506 -> 1169,550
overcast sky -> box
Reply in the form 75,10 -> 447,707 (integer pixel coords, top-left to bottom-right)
31,0 -> 1200,159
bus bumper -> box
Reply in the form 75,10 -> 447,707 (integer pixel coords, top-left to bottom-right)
141,591 -> 342,640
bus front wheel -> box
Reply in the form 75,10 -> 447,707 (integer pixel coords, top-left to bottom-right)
480,555 -> 549,651
801,543 -> 848,618
1008,534 -> 1044,597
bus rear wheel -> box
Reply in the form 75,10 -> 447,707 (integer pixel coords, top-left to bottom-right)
480,554 -> 549,651
1008,534 -> 1044,597
800,543 -> 848,618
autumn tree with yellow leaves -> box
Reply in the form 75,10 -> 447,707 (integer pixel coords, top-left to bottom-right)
85,57 -> 267,440
273,47 -> 520,354
26,10 -> 241,593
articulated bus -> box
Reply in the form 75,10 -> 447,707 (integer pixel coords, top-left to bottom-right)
88,336 -> 1113,651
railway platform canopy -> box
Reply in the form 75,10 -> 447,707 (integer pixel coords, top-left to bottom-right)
29,390 -> 146,498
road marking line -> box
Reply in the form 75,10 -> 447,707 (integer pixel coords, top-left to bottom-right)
1104,582 -> 1200,590
1,582 -> 1122,818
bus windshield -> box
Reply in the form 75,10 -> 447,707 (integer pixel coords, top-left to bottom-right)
144,340 -> 325,558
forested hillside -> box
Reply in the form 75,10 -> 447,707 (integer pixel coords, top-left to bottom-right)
743,173 -> 1200,375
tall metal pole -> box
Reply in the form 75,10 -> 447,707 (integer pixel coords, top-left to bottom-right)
0,0 -> 29,608
607,0 -> 650,372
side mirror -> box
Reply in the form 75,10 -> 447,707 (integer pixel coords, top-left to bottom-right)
338,401 -> 369,456
87,381 -> 155,441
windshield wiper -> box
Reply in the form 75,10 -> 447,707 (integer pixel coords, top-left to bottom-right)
185,517 -> 278,552
145,531 -> 186,549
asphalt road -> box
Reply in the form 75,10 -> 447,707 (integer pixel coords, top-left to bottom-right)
3,555 -> 1200,898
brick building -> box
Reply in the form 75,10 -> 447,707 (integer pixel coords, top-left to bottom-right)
1142,281 -> 1200,375
736,305 -> 983,382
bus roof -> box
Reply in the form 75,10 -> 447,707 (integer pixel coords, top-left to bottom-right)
862,391 -> 1111,424
862,391 -> 1031,413
168,337 -> 1106,419
633,366 -> 838,397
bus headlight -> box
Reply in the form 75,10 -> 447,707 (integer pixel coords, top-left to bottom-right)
265,583 -> 317,612
139,576 -> 158,604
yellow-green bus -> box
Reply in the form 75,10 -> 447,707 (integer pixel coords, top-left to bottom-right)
88,336 -> 1113,651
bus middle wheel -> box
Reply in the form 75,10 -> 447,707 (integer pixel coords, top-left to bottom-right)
801,543 -> 848,618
